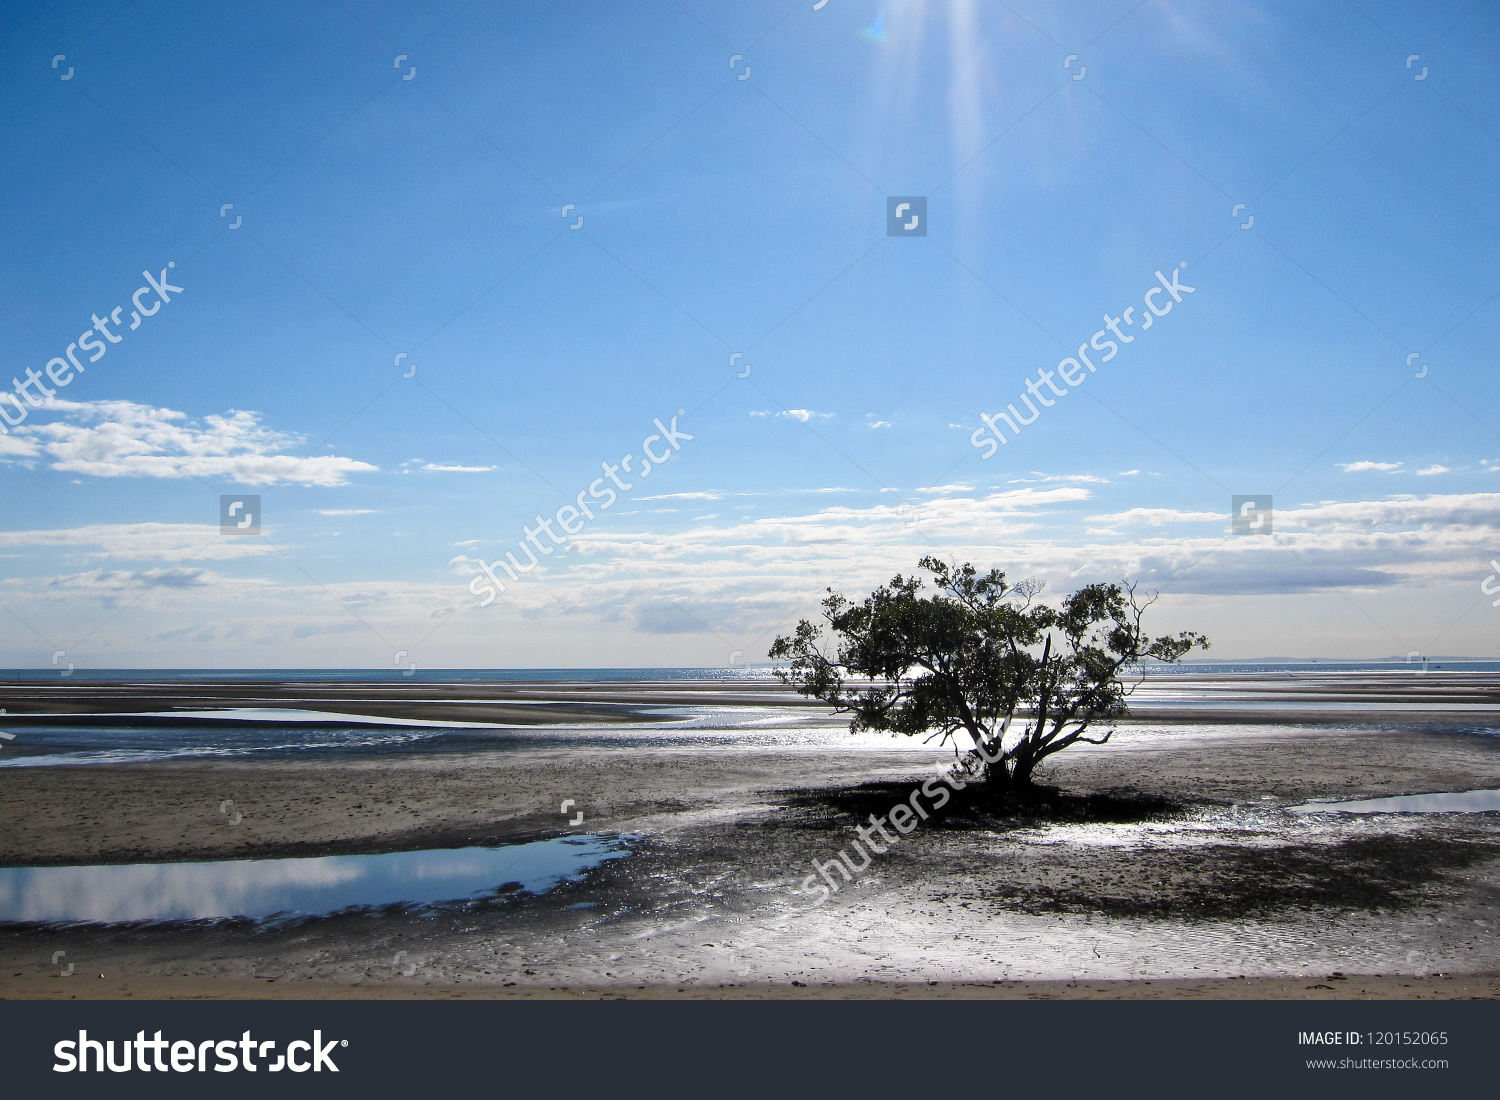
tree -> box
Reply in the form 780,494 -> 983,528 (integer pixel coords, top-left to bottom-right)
768,557 -> 1208,795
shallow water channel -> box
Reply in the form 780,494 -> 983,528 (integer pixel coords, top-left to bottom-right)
1292,788 -> 1500,815
0,835 -> 631,924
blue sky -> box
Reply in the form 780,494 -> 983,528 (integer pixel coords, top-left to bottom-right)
1,0 -> 1498,668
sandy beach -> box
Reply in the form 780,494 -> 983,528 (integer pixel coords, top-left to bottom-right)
2,672 -> 1498,1000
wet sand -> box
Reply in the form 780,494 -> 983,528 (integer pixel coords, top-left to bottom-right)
6,972 -> 1497,1000
2,675 -> 1499,999
3,671 -> 1498,727
0,677 -> 824,727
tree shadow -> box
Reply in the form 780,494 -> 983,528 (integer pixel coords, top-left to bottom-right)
777,779 -> 1183,832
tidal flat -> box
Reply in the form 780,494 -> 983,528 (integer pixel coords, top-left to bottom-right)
2,671 -> 1498,999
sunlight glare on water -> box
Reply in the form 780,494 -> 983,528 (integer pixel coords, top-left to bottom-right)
1292,789 -> 1500,815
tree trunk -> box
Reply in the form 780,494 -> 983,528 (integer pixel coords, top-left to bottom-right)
1009,755 -> 1036,788
981,750 -> 1036,803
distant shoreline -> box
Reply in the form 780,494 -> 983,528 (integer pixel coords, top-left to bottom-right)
2,657 -> 1500,679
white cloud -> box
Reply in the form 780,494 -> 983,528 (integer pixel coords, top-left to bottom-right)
634,491 -> 724,501
0,565 -> 468,644
398,457 -> 497,475
868,420 -> 893,429
538,490 -> 1500,625
1088,508 -> 1225,525
1275,493 -> 1500,529
4,400 -> 375,486
1091,494 -> 1500,533
1339,460 -> 1404,472
13,489 -> 1500,655
1010,473 -> 1109,485
916,482 -> 973,496
0,523 -> 276,560
0,434 -> 38,458
1118,469 -> 1140,476
753,409 -> 832,422
1416,465 -> 1450,476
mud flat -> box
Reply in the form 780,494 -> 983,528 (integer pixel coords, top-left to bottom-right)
2,675 -> 1499,999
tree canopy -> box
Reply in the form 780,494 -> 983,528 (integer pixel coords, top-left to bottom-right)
768,557 -> 1209,791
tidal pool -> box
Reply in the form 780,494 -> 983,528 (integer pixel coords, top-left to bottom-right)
1292,789 -> 1500,815
0,835 -> 631,925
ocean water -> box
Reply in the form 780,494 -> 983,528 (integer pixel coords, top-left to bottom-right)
3,659 -> 1500,682
0,666 -> 786,683
2,663 -> 1498,768
0,708 -> 940,767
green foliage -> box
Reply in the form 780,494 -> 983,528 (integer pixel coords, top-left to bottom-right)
768,557 -> 1209,789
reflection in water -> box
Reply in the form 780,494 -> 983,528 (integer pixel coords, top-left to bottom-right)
0,835 -> 630,924
1293,789 -> 1500,815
